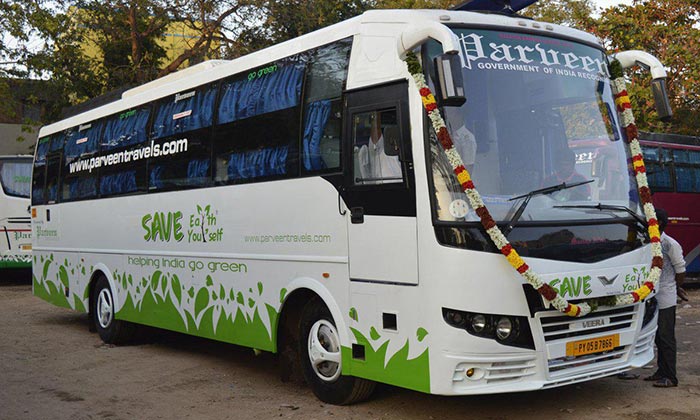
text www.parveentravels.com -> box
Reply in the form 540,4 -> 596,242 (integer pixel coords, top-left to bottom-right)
244,234 -> 332,244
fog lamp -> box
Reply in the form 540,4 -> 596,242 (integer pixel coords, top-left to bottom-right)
496,317 -> 513,341
471,314 -> 487,333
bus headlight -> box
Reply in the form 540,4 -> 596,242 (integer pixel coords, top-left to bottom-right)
471,314 -> 488,333
495,317 -> 513,341
442,308 -> 534,350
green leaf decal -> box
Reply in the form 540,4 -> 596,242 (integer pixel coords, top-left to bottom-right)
205,205 -> 211,213
195,288 -> 209,317
212,292 -> 218,301
279,288 -> 287,303
172,275 -> 182,304
150,271 -> 162,291
58,266 -> 69,288
416,327 -> 428,342
81,267 -> 86,276
188,287 -> 195,298
42,259 -> 51,281
370,327 -> 380,341
248,297 -> 255,308
349,307 -> 358,322
197,204 -> 203,214
206,275 -> 214,287
257,282 -> 263,295
219,285 -> 225,300
230,289 -> 235,301
237,292 -> 244,305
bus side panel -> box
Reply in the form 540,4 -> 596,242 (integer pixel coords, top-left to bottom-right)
32,249 -> 88,312
34,178 -> 350,353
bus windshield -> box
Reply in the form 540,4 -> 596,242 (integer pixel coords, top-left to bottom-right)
428,29 -> 638,224
0,158 -> 32,198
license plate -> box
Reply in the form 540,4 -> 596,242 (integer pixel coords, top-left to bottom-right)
566,334 -> 620,356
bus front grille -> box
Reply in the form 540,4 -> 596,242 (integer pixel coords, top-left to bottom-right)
536,304 -> 639,377
539,305 -> 637,342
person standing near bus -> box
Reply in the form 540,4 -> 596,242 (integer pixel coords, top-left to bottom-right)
646,208 -> 686,388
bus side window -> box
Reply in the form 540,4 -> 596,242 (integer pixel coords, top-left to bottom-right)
352,109 -> 403,185
213,56 -> 306,184
99,106 -> 151,197
62,122 -> 101,202
32,137 -> 51,205
148,83 -> 217,191
301,38 -> 351,173
45,132 -> 66,204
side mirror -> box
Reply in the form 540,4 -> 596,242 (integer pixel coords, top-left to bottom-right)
434,53 -> 466,107
610,51 -> 673,122
651,78 -> 673,122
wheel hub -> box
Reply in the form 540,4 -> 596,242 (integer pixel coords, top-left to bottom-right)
308,319 -> 341,382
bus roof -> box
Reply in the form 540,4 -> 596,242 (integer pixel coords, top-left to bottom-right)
38,9 -> 600,138
639,131 -> 700,148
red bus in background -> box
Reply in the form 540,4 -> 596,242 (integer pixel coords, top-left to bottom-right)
638,131 -> 700,278
569,131 -> 699,277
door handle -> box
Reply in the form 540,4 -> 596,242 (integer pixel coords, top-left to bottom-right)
350,207 -> 364,224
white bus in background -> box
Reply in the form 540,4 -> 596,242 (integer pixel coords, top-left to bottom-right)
0,155 -> 32,271
32,2 -> 671,404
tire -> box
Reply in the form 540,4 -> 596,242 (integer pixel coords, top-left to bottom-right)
299,298 -> 375,405
92,276 -> 136,344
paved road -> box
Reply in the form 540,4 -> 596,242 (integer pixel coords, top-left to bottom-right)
2,276 -> 700,420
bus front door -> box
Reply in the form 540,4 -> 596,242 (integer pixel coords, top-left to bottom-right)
343,82 -> 418,285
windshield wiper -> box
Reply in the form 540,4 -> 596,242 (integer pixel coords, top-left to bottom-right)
553,203 -> 648,235
502,180 -> 594,237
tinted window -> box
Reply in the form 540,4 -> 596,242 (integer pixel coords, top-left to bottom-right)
0,160 -> 32,198
98,107 -> 152,197
32,136 -> 50,205
214,57 -> 306,184
302,39 -> 351,172
62,122 -> 102,201
149,84 -> 217,191
102,107 -> 151,151
676,166 -> 700,193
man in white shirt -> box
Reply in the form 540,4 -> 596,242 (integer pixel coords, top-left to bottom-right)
356,112 -> 402,183
645,208 -> 686,387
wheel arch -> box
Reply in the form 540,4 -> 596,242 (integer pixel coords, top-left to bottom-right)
86,263 -> 121,316
277,277 -> 349,352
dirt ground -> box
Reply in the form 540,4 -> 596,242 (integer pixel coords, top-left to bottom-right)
2,273 -> 700,420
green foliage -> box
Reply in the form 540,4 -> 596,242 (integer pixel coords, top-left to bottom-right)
527,0 -> 700,135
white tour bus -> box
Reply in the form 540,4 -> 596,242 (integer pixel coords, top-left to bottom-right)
33,3 -> 670,404
0,155 -> 32,270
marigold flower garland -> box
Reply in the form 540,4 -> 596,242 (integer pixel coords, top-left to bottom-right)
405,52 -> 662,317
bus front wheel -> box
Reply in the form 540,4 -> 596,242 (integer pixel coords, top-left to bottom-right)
92,276 -> 136,344
299,298 -> 375,405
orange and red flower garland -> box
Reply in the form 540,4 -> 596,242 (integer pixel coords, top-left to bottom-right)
405,52 -> 662,317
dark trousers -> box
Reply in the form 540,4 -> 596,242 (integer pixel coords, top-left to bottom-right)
655,306 -> 678,385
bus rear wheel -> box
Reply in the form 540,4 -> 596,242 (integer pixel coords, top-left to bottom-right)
92,276 -> 135,344
299,298 -> 375,405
